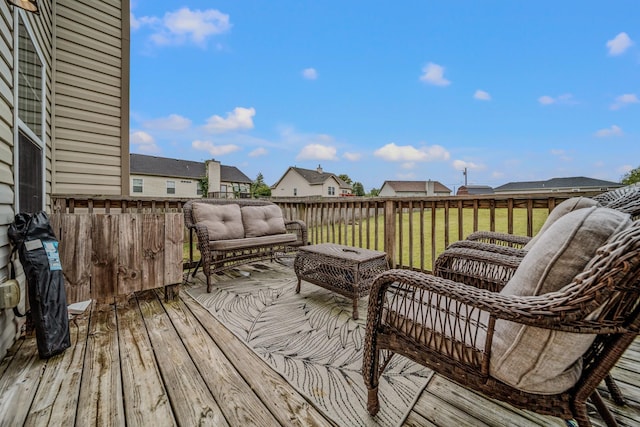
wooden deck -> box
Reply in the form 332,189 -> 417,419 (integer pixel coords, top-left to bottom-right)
1,264 -> 639,426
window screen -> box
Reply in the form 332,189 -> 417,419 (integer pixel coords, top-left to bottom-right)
19,131 -> 43,213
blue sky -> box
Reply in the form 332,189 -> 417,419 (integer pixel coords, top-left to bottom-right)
129,1 -> 639,192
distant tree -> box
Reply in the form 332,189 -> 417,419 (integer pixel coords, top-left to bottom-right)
368,188 -> 380,197
252,173 -> 272,197
352,182 -> 365,196
621,166 -> 640,185
338,174 -> 353,185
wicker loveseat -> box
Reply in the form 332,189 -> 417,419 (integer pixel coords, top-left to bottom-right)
184,199 -> 307,291
363,207 -> 640,426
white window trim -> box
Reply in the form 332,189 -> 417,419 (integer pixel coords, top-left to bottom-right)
13,11 -> 46,213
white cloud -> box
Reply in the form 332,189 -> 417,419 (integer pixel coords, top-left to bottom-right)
610,93 -> 639,110
538,93 -> 576,105
473,90 -> 491,101
296,144 -> 338,161
373,143 -> 450,162
130,131 -> 160,153
452,160 -> 484,170
419,63 -> 451,86
204,107 -> 255,133
343,152 -> 361,161
302,68 -> 318,80
143,114 -> 191,131
191,140 -> 241,156
140,7 -> 231,46
595,125 -> 623,137
538,95 -> 555,105
607,32 -> 633,56
249,147 -> 268,157
550,149 -> 565,156
401,162 -> 416,169
550,149 -> 572,162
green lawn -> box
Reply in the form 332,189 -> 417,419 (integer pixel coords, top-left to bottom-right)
309,208 -> 549,271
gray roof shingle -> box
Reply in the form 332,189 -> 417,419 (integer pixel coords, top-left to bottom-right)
383,180 -> 451,193
290,167 -> 352,188
494,176 -> 621,192
130,154 -> 252,183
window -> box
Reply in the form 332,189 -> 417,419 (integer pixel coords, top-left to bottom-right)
19,131 -> 42,213
328,186 -> 335,195
293,188 -> 297,196
167,181 -> 175,194
18,19 -> 42,139
132,178 -> 143,193
16,17 -> 45,214
196,181 -> 203,196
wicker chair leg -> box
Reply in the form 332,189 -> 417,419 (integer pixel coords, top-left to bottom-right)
367,387 -> 380,415
604,374 -> 627,406
589,390 -> 618,427
191,259 -> 201,278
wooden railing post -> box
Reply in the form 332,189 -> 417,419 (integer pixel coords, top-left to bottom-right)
384,200 -> 396,268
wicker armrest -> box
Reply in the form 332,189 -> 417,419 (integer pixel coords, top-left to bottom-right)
433,246 -> 523,292
284,219 -> 308,246
465,231 -> 531,248
446,240 -> 527,258
369,269 -> 620,333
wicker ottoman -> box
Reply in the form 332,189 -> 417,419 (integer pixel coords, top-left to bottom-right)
294,243 -> 389,319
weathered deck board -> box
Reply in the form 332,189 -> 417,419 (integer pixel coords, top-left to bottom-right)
137,290 -> 229,426
24,316 -> 87,426
117,296 -> 175,426
180,287 -> 335,427
0,262 -> 638,427
76,303 -> 125,426
0,338 -> 40,425
157,289 -> 281,426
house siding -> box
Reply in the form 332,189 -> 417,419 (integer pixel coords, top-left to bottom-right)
130,174 -> 202,198
52,0 -> 129,196
0,2 -> 54,360
272,171 -> 315,197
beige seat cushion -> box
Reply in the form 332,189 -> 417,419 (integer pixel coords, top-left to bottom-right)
241,205 -> 287,237
210,233 -> 296,251
192,203 -> 244,240
523,197 -> 600,250
491,207 -> 632,394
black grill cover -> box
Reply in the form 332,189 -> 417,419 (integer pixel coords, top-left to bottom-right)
8,211 -> 71,359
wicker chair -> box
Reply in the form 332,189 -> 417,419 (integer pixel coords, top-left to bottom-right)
462,183 -> 640,250
363,214 -> 640,426
436,185 -> 640,292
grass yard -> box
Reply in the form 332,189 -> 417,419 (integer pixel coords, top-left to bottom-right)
310,207 -> 549,270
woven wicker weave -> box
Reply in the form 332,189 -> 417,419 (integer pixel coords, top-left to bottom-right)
184,198 -> 308,291
294,243 -> 388,319
363,220 -> 640,426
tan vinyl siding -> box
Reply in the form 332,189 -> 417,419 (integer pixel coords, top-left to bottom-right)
53,0 -> 128,196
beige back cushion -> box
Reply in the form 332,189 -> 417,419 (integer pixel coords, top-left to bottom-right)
523,197 -> 600,250
191,203 -> 244,240
491,207 -> 632,394
241,205 -> 287,237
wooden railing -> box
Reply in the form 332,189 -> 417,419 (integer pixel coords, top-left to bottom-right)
50,191 -> 603,301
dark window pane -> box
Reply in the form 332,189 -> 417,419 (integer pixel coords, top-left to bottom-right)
19,131 -> 43,213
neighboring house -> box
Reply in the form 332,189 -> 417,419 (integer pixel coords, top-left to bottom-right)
130,154 -> 253,199
271,165 -> 352,197
0,2 -> 130,359
378,180 -> 452,197
494,177 -> 622,195
457,185 -> 494,196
